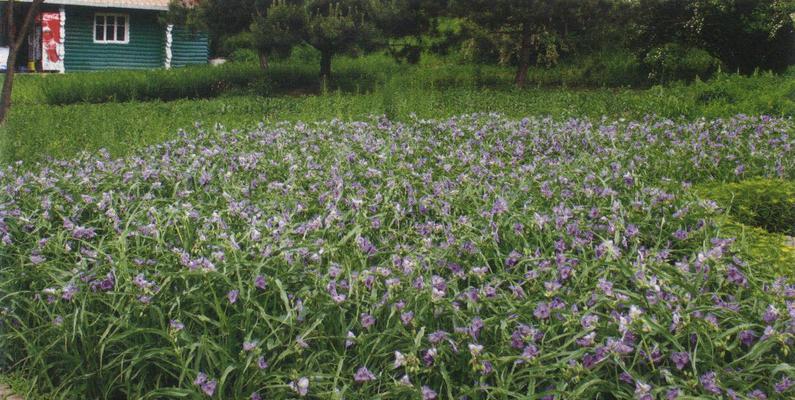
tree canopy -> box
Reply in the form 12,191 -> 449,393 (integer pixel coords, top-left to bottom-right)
168,0 -> 795,86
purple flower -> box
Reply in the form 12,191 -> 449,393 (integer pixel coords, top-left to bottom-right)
635,381 -> 652,400
251,393 -> 262,400
480,360 -> 493,375
673,229 -> 688,240
289,377 -> 309,397
356,236 -> 377,255
62,283 -> 78,301
700,371 -> 721,395
523,343 -> 540,358
576,332 -> 596,347
225,289 -> 239,304
533,302 -> 550,320
726,266 -> 748,286
421,386 -> 438,400
581,314 -> 599,330
510,324 -> 540,348
469,317 -> 484,339
505,250 -> 522,267
619,372 -> 634,384
671,351 -> 689,370
360,313 -> 375,329
666,388 -> 680,400
257,356 -> 268,369
254,275 -> 267,290
194,372 -> 208,386
739,329 -> 756,346
170,319 -> 185,332
775,376 -> 794,393
72,226 -> 97,240
400,311 -> 414,326
201,380 -> 217,397
243,340 -> 257,351
598,279 -> 613,296
133,274 -> 154,289
353,366 -> 376,383
492,197 -> 508,215
763,305 -> 779,324
468,343 -> 484,357
428,330 -> 448,344
194,372 -> 216,396
394,351 -> 407,368
748,389 -> 767,400
91,272 -> 115,292
422,347 -> 438,366
606,337 -> 633,355
29,253 -> 46,265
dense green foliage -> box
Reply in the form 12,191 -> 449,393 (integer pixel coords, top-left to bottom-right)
643,43 -> 722,84
633,0 -> 795,74
697,179 -> 795,236
38,64 -> 265,105
171,1 -> 794,87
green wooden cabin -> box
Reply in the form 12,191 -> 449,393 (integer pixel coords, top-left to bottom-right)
1,0 -> 207,72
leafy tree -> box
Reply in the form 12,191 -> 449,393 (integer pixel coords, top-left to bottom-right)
370,0 -> 448,64
450,0 -> 535,87
451,0 -> 611,87
174,0 -> 443,78
252,0 -> 444,79
251,0 -> 307,69
633,0 -> 795,73
304,0 -> 378,80
168,0 -> 262,56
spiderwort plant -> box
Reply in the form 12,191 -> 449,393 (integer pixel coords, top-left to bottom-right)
0,114 -> 793,398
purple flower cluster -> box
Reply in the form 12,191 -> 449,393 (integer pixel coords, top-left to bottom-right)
1,115 -> 794,398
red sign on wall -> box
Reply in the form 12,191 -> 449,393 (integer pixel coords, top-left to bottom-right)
41,12 -> 63,72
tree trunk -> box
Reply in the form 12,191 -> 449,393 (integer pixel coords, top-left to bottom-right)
514,25 -> 532,88
0,0 -> 45,125
0,51 -> 17,124
258,50 -> 269,70
319,50 -> 332,82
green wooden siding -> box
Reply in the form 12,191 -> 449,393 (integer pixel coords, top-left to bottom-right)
64,7 -> 164,71
171,27 -> 208,68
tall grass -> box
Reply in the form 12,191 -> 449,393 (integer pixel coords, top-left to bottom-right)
1,55 -> 793,165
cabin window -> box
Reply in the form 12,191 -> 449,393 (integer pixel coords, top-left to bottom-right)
94,13 -> 129,44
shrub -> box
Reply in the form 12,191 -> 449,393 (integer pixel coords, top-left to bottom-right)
40,64 -> 266,104
229,48 -> 259,63
697,179 -> 795,235
221,31 -> 256,56
644,43 -> 722,84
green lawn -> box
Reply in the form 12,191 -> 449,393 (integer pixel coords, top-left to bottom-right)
1,56 -> 794,165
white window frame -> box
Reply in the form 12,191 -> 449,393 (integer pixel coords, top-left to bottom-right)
93,13 -> 130,44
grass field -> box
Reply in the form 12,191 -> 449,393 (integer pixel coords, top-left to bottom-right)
1,55 -> 794,165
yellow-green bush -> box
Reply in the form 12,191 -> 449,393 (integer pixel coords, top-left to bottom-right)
697,179 -> 795,235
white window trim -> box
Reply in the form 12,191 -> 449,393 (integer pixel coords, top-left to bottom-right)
93,13 -> 130,44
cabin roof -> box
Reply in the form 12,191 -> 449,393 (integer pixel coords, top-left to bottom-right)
20,0 -> 173,11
